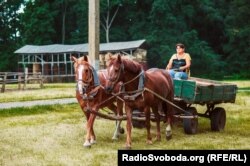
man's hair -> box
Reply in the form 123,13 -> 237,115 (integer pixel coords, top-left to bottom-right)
176,43 -> 185,49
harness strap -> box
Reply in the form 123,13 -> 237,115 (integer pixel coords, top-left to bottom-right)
90,66 -> 100,86
144,88 -> 197,117
76,79 -> 89,86
122,70 -> 144,87
118,69 -> 145,100
82,85 -> 101,100
138,70 -> 145,90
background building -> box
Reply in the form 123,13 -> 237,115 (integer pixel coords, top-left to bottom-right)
14,39 -> 147,82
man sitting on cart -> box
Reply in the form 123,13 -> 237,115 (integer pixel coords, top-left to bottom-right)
166,43 -> 191,80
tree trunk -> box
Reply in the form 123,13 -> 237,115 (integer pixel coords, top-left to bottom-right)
62,1 -> 67,44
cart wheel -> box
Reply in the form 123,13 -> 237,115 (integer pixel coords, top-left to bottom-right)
132,110 -> 145,128
183,107 -> 198,134
210,107 -> 226,131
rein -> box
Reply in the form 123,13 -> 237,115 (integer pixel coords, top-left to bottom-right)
109,62 -> 145,93
108,63 -> 124,83
122,70 -> 144,87
76,64 -> 98,98
84,85 -> 125,113
76,66 -> 93,85
76,79 -> 91,87
118,69 -> 145,100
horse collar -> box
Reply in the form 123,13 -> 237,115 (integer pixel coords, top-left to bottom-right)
120,69 -> 146,101
138,70 -> 145,90
82,86 -> 100,100
90,66 -> 100,86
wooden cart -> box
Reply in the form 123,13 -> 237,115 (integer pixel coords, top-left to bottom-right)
85,76 -> 237,135
132,77 -> 237,134
172,77 -> 237,134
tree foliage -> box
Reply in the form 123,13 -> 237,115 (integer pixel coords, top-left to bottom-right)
20,0 -> 57,45
0,0 -> 249,79
0,0 -> 24,71
223,0 -> 250,78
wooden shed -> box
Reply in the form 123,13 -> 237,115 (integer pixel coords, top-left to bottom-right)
14,39 -> 147,82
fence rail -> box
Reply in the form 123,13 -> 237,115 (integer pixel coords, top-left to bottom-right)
0,72 -> 43,93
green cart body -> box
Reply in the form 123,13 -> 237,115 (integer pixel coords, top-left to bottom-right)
174,77 -> 237,104
173,77 -> 237,134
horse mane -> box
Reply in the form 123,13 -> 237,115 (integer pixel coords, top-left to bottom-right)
122,58 -> 142,74
109,54 -> 142,73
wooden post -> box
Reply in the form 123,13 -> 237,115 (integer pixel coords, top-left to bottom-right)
88,0 -> 100,70
1,73 -> 7,93
23,67 -> 28,90
18,73 -> 22,90
39,72 -> 44,88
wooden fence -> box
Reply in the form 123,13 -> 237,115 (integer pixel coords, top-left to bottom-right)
0,72 -> 44,93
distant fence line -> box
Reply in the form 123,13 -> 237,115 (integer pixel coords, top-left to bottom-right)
0,72 -> 44,93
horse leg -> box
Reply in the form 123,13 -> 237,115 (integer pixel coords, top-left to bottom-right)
165,104 -> 172,140
76,97 -> 93,146
145,107 -> 152,144
109,101 -> 124,140
125,105 -> 132,149
83,113 -> 96,147
166,117 -> 172,140
117,100 -> 124,135
88,106 -> 98,144
83,120 -> 91,147
76,96 -> 90,121
166,92 -> 174,140
106,103 -> 120,140
112,120 -> 122,140
155,104 -> 162,141
162,100 -> 172,140
90,114 -> 97,144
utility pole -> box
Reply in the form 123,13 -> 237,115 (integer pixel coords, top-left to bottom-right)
88,0 -> 100,70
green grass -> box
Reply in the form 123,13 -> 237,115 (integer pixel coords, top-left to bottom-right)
1,81 -> 249,103
0,81 -> 249,165
0,91 -> 250,165
224,80 -> 250,89
0,83 -> 75,103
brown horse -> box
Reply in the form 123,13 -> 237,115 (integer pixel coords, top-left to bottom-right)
105,54 -> 174,149
71,56 -> 124,147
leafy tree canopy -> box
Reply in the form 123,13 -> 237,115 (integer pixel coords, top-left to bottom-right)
0,0 -> 249,79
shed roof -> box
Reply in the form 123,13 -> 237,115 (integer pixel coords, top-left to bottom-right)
14,39 -> 146,54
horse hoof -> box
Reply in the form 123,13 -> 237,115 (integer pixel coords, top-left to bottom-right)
90,139 -> 96,144
112,136 -> 119,140
146,140 -> 153,145
125,146 -> 131,150
156,137 -> 161,142
83,144 -> 91,148
166,134 -> 172,141
125,144 -> 132,150
83,141 -> 92,148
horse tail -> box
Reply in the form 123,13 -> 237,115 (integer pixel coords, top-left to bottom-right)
161,69 -> 174,123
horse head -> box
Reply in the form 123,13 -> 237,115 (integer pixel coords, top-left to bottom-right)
71,55 -> 94,95
105,53 -> 124,93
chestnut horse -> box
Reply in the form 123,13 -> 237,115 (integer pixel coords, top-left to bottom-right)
105,54 -> 174,149
71,56 -> 124,147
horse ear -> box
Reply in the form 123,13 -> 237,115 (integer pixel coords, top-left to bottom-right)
70,56 -> 77,63
83,55 -> 88,62
108,52 -> 113,60
117,53 -> 122,64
